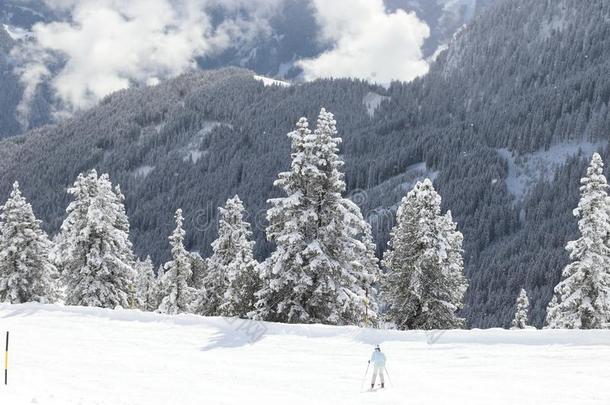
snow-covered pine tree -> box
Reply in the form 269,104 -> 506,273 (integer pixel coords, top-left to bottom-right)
211,195 -> 260,317
339,217 -> 380,327
439,209 -> 469,325
254,109 -> 380,325
252,117 -> 311,322
194,196 -> 258,317
155,264 -> 166,305
57,170 -> 137,308
135,256 -> 159,311
511,288 -> 530,329
546,153 -> 610,329
189,252 -> 207,290
382,179 -> 468,330
158,209 -> 195,314
0,182 -> 58,303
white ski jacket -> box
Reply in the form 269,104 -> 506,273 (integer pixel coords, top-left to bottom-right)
370,351 -> 386,367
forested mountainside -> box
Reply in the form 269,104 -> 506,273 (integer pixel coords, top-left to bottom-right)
0,23 -> 53,139
0,0 -> 609,328
0,25 -> 22,137
0,68 -> 381,263
374,0 -> 610,327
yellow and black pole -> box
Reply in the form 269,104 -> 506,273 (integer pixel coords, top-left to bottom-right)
4,331 -> 8,385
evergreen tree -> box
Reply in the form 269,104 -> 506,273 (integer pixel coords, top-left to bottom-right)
158,209 -> 195,314
254,109 -> 380,325
195,196 -> 259,317
0,182 -> 58,303
382,179 -> 468,330
135,256 -> 159,311
155,264 -> 166,305
546,153 -> 610,329
57,170 -> 136,308
216,196 -> 259,318
340,218 -> 380,327
189,252 -> 207,290
511,288 -> 530,329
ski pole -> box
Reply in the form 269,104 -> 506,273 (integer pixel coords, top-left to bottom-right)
384,365 -> 394,388
360,362 -> 370,390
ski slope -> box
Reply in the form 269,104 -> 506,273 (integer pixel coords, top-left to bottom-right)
1,303 -> 609,405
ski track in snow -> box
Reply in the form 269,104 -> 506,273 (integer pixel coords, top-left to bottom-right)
1,303 -> 610,405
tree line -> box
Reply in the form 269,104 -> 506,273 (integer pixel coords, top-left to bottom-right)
1,110 -> 608,329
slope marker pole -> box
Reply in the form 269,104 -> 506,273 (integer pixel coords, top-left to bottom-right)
4,331 -> 8,385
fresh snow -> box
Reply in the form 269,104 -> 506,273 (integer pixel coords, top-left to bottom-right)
1,303 -> 609,404
497,141 -> 608,203
253,75 -> 291,87
362,92 -> 390,117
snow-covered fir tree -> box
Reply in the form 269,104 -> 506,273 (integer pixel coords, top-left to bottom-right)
340,218 -> 380,327
135,256 -> 159,311
193,196 -> 257,317
0,182 -> 58,303
155,264 -> 165,305
56,170 -> 136,308
511,288 -> 530,329
382,179 -> 468,330
546,153 -> 610,329
197,195 -> 259,318
158,209 -> 195,314
254,109 -> 380,325
189,252 -> 207,290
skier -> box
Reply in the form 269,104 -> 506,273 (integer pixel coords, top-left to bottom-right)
368,344 -> 386,389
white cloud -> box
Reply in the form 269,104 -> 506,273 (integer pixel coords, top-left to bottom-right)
297,0 -> 430,84
16,0 -> 281,116
12,41 -> 53,129
36,0 -> 211,110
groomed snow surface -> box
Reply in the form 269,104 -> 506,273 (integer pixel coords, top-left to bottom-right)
1,303 -> 609,405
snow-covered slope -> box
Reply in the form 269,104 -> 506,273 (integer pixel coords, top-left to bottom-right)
362,92 -> 390,117
1,303 -> 609,404
253,75 -> 291,87
498,141 -> 608,203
